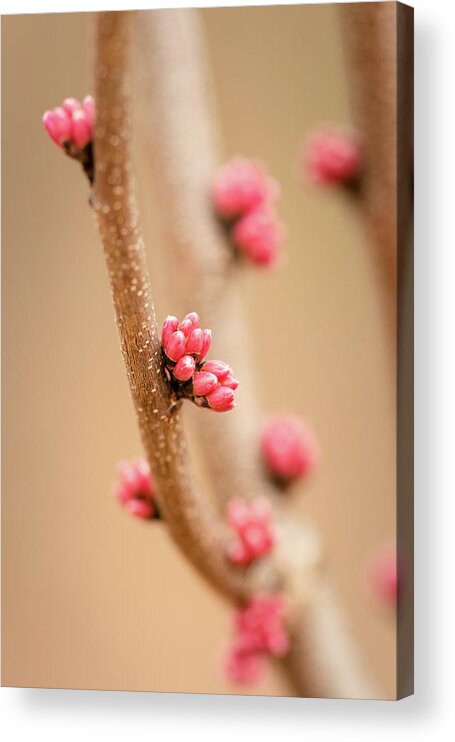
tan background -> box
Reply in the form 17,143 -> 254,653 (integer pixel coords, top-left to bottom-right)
2,5 -> 396,697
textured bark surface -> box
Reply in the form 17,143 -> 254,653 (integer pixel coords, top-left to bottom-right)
91,11 -> 266,604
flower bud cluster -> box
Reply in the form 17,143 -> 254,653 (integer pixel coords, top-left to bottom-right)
222,594 -> 289,685
162,313 -> 238,412
43,96 -> 95,182
226,497 -> 277,566
303,127 -> 362,187
260,413 -> 320,485
114,458 -> 159,520
213,157 -> 286,268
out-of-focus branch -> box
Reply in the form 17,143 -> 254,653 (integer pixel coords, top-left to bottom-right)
283,580 -> 377,699
341,2 -> 414,698
135,9 -> 268,510
136,8 -> 375,699
91,10 -> 269,605
339,2 -> 401,341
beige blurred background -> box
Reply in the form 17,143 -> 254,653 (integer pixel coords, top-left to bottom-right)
2,5 -> 396,697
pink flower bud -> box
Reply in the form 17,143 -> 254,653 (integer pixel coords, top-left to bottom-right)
115,484 -> 131,506
182,312 -> 200,331
213,157 -> 278,219
222,642 -> 266,685
62,97 -> 81,114
260,413 -> 320,482
161,315 -> 179,347
222,371 -> 239,390
160,314 -> 236,411
303,127 -> 362,186
179,312 -> 201,339
71,109 -> 92,149
161,312 -> 210,370
42,107 -> 71,146
125,498 -> 154,520
114,458 -> 157,520
242,523 -> 273,557
266,628 -> 290,657
233,594 -> 289,657
164,330 -> 186,362
82,95 -> 95,123
206,386 -> 235,412
221,593 -> 289,685
193,363 -> 238,410
202,360 -> 230,381
227,497 -> 276,566
227,498 -> 251,531
227,540 -> 251,567
232,207 -> 286,267
222,593 -> 289,685
43,95 -> 96,153
193,371 -> 218,397
178,318 -> 193,338
186,328 -> 203,356
174,355 -> 196,382
250,497 -> 272,524
116,458 -> 153,500
199,329 -> 212,361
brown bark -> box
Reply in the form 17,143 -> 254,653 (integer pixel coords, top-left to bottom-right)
339,1 -> 400,342
91,10 -> 269,605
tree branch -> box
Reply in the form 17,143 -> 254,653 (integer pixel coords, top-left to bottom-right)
135,8 -> 375,698
339,2 -> 400,341
135,8 -> 271,511
92,10 -> 271,605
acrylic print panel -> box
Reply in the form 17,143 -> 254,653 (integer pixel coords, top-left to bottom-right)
1,2 -> 413,699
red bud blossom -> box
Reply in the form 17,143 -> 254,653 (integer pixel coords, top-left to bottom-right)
162,313 -> 211,365
222,593 -> 289,685
42,95 -> 95,182
82,95 -> 95,120
232,206 -> 286,267
173,355 -> 196,382
42,106 -> 72,146
213,157 -> 279,219
164,329 -> 186,363
206,385 -> 235,413
43,95 -> 95,150
303,127 -> 362,187
234,594 -> 289,656
186,328 -> 203,355
125,498 -> 154,520
195,360 -> 239,412
222,642 -> 266,685
227,497 -> 277,566
161,316 -> 179,348
201,360 -> 230,378
213,157 -> 286,269
62,97 -> 81,114
114,458 -> 159,520
260,413 -> 320,484
161,315 -> 237,412
193,371 -> 218,397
